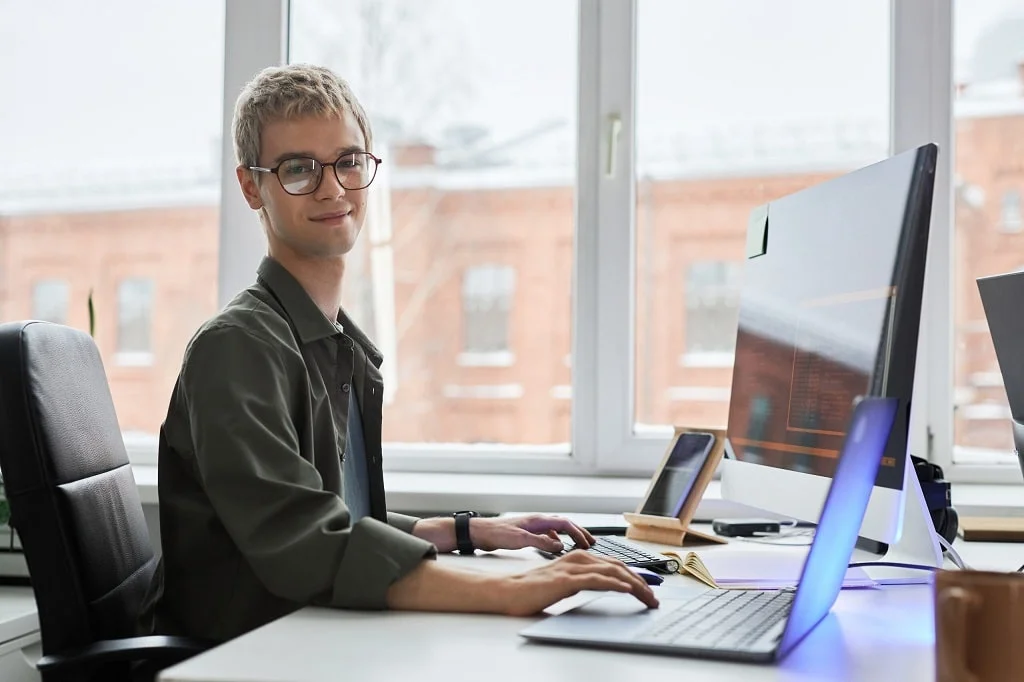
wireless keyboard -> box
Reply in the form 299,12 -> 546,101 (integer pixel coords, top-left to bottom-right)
540,535 -> 681,574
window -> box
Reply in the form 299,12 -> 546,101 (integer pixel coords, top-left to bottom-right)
6,1 -> 994,477
1002,189 -> 1022,231
461,264 -> 516,360
683,261 -> 741,359
116,278 -> 155,364
952,1 -> 1024,466
289,0 -> 577,449
0,1 -> 223,456
633,0 -> 891,433
32,280 -> 69,325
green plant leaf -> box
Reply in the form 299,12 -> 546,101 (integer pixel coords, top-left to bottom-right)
88,289 -> 95,338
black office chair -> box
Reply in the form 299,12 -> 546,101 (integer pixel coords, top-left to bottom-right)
0,321 -> 210,682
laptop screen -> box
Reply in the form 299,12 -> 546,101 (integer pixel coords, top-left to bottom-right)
777,396 -> 898,656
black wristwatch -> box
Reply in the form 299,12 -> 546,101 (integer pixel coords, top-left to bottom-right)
453,511 -> 478,555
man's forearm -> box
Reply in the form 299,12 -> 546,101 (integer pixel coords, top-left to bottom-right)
411,517 -> 457,553
386,560 -> 505,612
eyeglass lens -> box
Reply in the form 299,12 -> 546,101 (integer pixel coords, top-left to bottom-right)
278,153 -> 377,195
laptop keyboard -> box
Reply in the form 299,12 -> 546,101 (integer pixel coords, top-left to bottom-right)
577,537 -> 668,566
637,588 -> 794,650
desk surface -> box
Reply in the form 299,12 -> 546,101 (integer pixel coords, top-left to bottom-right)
159,520 -> 1024,682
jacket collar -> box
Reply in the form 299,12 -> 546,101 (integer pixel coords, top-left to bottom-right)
255,256 -> 384,368
256,256 -> 340,344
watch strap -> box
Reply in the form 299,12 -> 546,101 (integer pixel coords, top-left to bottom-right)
453,511 -> 477,555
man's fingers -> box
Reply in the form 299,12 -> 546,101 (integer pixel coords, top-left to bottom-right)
570,574 -> 633,596
535,516 -> 592,549
521,529 -> 564,553
569,571 -> 660,609
561,521 -> 593,549
565,557 -> 652,594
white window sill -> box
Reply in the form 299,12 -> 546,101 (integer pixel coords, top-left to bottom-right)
456,351 -> 515,367
441,384 -> 524,399
678,352 -> 734,368
128,464 -> 1024,519
115,351 -> 154,367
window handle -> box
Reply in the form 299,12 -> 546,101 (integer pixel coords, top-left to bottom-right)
605,113 -> 622,178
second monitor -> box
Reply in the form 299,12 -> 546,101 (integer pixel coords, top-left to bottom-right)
721,143 -> 938,553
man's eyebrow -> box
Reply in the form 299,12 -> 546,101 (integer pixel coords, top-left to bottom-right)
271,146 -> 366,165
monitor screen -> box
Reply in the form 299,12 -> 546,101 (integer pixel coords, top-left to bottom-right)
725,146 -> 936,493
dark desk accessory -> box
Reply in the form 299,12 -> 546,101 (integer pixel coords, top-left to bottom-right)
583,526 -> 628,536
912,455 -> 958,547
711,518 -> 782,538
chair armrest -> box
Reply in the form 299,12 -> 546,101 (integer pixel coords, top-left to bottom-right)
36,635 -> 214,673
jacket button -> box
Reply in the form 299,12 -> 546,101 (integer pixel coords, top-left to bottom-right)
341,383 -> 351,393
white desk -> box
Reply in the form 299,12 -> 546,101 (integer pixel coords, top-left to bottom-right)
157,523 -> 1024,682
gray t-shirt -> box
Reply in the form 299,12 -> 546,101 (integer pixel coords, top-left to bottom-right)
342,389 -> 371,522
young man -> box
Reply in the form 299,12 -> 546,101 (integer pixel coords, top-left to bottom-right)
139,64 -> 657,643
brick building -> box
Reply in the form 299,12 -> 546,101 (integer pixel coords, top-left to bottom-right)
1,67 -> 1022,453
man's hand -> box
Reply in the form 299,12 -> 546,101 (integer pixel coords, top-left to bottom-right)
499,551 -> 660,616
386,551 -> 659,615
470,514 -> 595,554
411,514 -> 595,554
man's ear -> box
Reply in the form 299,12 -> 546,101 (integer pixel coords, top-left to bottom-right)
236,165 -> 264,210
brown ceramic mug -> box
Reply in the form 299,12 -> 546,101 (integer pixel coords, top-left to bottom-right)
935,569 -> 1024,682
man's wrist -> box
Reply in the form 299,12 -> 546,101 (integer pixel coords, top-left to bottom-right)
410,517 -> 457,552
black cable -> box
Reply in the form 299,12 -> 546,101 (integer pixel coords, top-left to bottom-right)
848,561 -> 941,572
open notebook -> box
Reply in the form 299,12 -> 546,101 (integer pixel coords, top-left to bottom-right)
661,548 -> 877,589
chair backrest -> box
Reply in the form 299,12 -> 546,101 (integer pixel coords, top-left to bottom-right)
0,321 -> 156,656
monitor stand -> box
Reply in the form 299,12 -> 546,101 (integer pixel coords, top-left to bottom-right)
853,452 -> 944,585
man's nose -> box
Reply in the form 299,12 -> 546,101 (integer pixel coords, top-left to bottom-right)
315,164 -> 347,198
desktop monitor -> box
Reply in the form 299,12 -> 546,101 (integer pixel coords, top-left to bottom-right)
721,144 -> 938,545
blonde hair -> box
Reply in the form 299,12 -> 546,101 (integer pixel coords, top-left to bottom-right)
232,63 -> 372,169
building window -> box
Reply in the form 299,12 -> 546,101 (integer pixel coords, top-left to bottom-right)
683,261 -> 742,361
116,278 -> 154,365
1001,189 -> 1022,232
32,280 -> 69,325
460,265 -> 515,363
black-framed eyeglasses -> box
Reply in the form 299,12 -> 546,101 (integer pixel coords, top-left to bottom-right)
249,151 -> 382,195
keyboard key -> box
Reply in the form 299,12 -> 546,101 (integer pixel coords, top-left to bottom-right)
635,589 -> 793,651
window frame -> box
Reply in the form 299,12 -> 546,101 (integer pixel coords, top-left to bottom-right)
212,0 -> 1000,483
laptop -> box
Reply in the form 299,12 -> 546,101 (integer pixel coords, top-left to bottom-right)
977,270 -> 1024,479
519,396 -> 899,663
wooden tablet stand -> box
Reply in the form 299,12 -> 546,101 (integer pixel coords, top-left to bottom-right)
623,426 -> 728,547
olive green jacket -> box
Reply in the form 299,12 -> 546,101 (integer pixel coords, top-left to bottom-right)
138,256 -> 435,642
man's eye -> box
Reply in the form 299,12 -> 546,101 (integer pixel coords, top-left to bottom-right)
282,160 -> 316,175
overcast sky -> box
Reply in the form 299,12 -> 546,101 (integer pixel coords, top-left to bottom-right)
1,0 -> 1021,176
